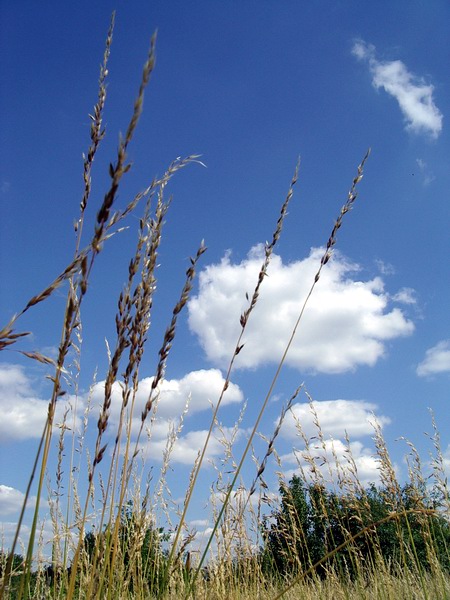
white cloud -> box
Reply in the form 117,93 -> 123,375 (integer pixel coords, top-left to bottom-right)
415,158 -> 436,185
0,363 -> 243,467
91,368 -> 243,436
281,399 -> 390,441
190,519 -> 210,527
352,39 -> 443,138
437,445 -> 450,478
283,438 -> 383,487
0,485 -> 37,516
392,287 -> 416,305
0,521 -> 29,555
1,180 -> 11,194
0,364 -> 80,443
88,370 -> 244,465
417,340 -> 450,376
134,421 -> 245,466
188,246 -> 414,374
277,398 -> 391,486
352,40 -> 375,61
139,427 -> 233,465
0,485 -> 42,519
0,518 -> 56,562
375,260 -> 395,276
0,363 -> 31,391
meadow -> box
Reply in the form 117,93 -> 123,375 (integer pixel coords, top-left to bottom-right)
1,14 -> 449,600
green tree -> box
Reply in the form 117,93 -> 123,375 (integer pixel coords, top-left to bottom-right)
82,504 -> 169,597
261,476 -> 450,580
261,477 -> 325,578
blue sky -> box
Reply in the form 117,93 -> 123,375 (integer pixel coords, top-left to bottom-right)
1,1 -> 449,557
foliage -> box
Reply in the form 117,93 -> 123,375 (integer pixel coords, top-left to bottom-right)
82,503 -> 170,597
261,475 -> 450,581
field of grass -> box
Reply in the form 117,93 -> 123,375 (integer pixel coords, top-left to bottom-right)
1,14 -> 449,600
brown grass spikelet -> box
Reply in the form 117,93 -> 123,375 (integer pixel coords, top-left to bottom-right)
140,240 -> 207,425
79,12 -> 114,216
317,148 -> 370,278
91,32 -> 157,256
19,351 -> 66,371
0,324 -> 31,350
240,159 -> 300,329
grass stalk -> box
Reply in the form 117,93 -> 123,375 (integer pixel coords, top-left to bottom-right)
187,149 -> 370,596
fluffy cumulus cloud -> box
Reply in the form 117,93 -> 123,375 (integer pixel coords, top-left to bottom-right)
91,368 -> 243,428
278,398 -> 391,486
139,427 -> 239,466
0,364 -> 78,443
417,340 -> 450,376
280,399 -> 390,441
0,485 -> 41,517
188,246 -> 414,374
89,369 -> 244,464
0,362 -> 243,463
283,439 -> 383,487
0,485 -> 29,516
352,40 -> 443,138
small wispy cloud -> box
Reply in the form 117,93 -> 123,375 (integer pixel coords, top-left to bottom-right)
1,181 -> 11,195
392,287 -> 416,305
375,259 -> 395,276
352,39 -> 443,138
415,158 -> 436,185
417,340 -> 450,377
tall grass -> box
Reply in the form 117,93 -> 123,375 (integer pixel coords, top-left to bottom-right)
1,15 -> 449,600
